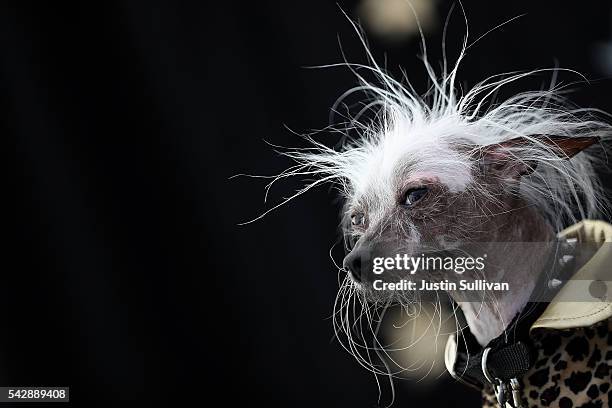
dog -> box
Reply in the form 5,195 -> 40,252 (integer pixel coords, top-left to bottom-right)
258,27 -> 612,407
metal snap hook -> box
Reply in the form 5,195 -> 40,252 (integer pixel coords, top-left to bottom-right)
482,348 -> 507,407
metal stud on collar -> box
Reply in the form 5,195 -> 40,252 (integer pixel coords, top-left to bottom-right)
547,237 -> 579,291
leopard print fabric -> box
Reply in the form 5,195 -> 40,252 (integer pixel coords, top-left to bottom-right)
482,319 -> 611,408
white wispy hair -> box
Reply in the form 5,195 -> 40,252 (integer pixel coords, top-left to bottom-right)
257,30 -> 612,232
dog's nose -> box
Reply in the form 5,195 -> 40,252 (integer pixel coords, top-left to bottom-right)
343,249 -> 364,283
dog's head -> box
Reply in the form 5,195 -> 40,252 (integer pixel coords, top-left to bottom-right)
249,52 -> 609,304
339,125 -> 600,292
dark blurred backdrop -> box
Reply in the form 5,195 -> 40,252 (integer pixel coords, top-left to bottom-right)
7,1 -> 612,406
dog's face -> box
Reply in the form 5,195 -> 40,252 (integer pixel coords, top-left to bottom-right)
340,127 -> 599,295
342,136 -> 480,288
340,133 -> 579,293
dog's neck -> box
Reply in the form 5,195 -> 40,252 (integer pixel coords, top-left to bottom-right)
453,205 -> 556,346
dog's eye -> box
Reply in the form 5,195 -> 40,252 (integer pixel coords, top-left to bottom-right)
345,233 -> 358,252
403,187 -> 428,206
351,213 -> 365,227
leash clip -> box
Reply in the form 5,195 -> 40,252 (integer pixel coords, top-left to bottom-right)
482,348 -> 505,406
482,348 -> 525,408
510,378 -> 525,408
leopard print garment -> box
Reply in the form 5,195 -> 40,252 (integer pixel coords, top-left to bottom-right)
482,319 -> 611,408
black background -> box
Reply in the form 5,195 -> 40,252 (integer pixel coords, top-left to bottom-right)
7,1 -> 612,407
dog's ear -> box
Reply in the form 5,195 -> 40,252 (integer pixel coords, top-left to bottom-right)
476,136 -> 599,179
487,136 -> 599,159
